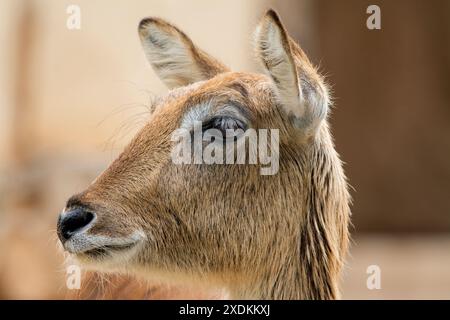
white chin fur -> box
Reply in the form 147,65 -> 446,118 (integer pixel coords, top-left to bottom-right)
64,230 -> 146,254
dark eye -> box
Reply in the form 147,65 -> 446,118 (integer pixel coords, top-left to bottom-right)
202,116 -> 247,136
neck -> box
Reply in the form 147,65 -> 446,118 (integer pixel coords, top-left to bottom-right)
227,251 -> 339,300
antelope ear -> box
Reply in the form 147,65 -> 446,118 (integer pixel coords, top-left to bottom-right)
138,17 -> 229,89
255,10 -> 329,134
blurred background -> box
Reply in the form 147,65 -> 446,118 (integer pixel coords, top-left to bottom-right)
0,0 -> 449,299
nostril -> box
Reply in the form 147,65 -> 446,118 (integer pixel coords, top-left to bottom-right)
57,208 -> 95,242
65,211 -> 94,232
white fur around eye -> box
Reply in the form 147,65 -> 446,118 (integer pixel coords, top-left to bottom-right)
179,102 -> 213,130
179,102 -> 248,132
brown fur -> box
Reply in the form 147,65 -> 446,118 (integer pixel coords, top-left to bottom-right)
61,10 -> 350,300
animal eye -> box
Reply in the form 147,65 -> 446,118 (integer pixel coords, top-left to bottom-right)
203,116 -> 247,136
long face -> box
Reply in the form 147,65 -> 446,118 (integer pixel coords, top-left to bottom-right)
57,11 -> 340,290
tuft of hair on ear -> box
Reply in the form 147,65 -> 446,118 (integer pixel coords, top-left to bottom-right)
254,9 -> 330,135
138,17 -> 229,89
254,9 -> 302,118
254,9 -> 293,68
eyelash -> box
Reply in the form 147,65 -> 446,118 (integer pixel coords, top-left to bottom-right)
202,116 -> 247,134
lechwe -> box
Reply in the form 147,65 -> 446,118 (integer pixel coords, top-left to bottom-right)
57,10 -> 350,300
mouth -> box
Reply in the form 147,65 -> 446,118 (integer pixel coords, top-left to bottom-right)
63,231 -> 146,260
78,242 -> 139,258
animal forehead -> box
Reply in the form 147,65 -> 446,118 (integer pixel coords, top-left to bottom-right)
159,72 -> 273,116
165,72 -> 268,98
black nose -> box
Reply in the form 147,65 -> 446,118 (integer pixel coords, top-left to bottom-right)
57,208 -> 95,242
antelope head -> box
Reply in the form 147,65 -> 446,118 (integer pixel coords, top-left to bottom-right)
57,10 -> 350,299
